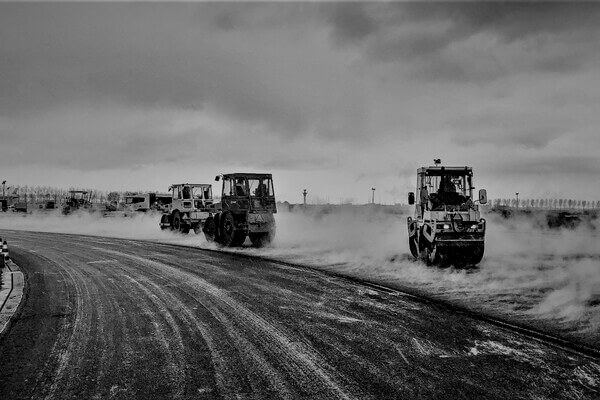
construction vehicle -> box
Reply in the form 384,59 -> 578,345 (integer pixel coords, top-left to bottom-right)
124,192 -> 151,212
125,192 -> 171,212
62,190 -> 92,215
407,160 -> 487,266
159,184 -> 212,234
202,173 -> 276,247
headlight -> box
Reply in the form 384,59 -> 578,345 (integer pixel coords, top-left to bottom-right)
443,224 -> 450,229
471,224 -> 477,229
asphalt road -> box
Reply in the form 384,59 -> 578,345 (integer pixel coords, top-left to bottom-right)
0,230 -> 598,399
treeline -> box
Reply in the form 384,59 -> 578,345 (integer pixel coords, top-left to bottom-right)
490,198 -> 600,210
1,185 -> 140,205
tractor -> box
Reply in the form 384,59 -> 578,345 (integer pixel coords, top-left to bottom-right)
159,184 -> 212,234
62,190 -> 92,215
202,173 -> 276,247
407,161 -> 487,266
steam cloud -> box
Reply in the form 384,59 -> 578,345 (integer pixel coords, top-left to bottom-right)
1,206 -> 598,346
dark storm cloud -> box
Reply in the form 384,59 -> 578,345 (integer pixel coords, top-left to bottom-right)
323,2 -> 600,77
326,3 -> 376,44
327,2 -> 600,47
3,2 -> 595,127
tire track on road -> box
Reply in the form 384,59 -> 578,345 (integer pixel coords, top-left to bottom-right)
13,236 -> 186,399
110,261 -> 262,398
103,248 -> 356,400
120,274 -> 187,399
38,251 -> 105,400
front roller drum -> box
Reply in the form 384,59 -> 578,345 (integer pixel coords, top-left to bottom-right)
460,244 -> 485,266
428,242 -> 485,267
219,212 -> 247,247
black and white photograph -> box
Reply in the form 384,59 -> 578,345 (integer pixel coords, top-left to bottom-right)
0,1 -> 599,398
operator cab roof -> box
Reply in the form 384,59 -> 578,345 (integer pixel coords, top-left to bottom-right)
170,183 -> 211,187
222,173 -> 273,178
418,166 -> 473,176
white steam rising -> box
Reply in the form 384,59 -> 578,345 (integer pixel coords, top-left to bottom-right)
1,206 -> 599,345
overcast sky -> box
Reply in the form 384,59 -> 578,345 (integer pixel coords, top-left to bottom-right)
1,2 -> 600,204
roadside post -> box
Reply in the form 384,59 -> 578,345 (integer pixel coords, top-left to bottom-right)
1,240 -> 8,266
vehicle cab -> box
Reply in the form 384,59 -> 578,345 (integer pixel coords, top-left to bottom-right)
214,173 -> 277,214
169,183 -> 213,213
407,162 -> 488,265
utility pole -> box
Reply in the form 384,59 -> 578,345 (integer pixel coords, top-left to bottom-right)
371,187 -> 376,204
515,192 -> 519,209
302,189 -> 307,206
1,181 -> 5,201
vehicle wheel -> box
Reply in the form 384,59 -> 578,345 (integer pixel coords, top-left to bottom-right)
180,224 -> 190,234
467,244 -> 484,265
172,212 -> 182,232
203,217 -> 216,242
408,234 -> 419,259
425,244 -> 440,266
408,221 -> 419,259
417,227 -> 428,260
160,214 -> 170,231
193,224 -> 201,235
220,212 -> 236,246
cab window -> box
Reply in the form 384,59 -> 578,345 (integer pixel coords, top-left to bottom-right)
223,178 -> 233,197
234,177 -> 247,196
249,179 -> 260,196
250,178 -> 273,196
266,179 -> 274,196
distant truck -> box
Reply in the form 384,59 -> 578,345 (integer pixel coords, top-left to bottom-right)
124,192 -> 151,212
407,161 -> 487,266
159,184 -> 213,234
125,192 -> 172,212
202,173 -> 276,247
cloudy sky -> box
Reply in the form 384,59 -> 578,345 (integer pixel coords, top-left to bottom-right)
1,2 -> 600,204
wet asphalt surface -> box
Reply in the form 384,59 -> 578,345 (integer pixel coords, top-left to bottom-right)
0,230 -> 598,399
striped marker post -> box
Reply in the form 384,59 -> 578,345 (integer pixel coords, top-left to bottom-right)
2,240 -> 8,261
